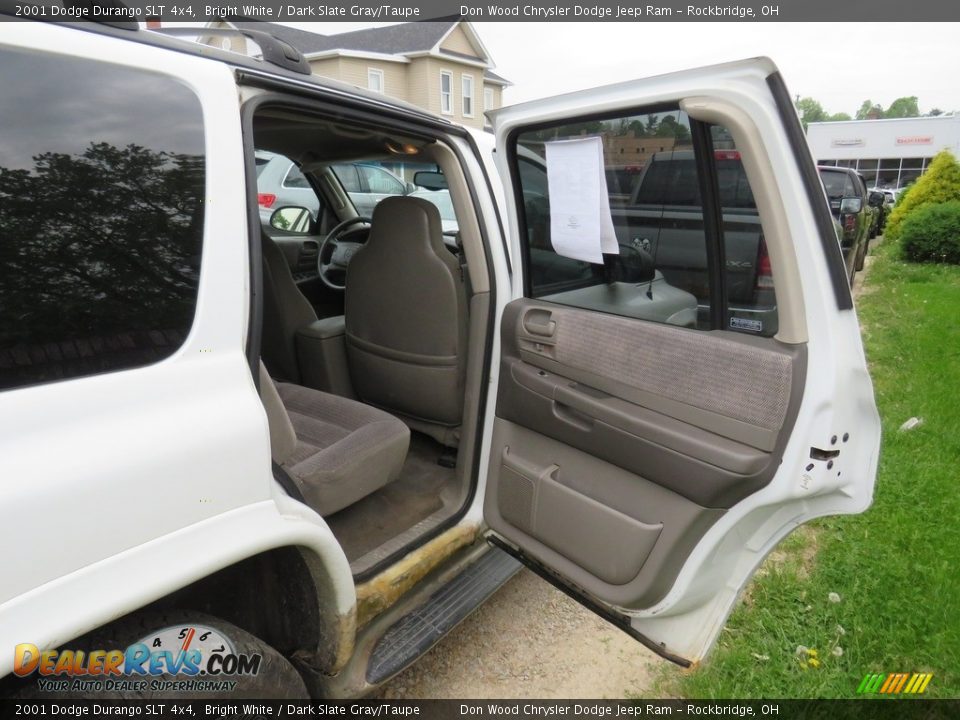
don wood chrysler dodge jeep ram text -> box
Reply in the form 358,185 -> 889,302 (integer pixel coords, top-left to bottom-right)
0,19 -> 880,699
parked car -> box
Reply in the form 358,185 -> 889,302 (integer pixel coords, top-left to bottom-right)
330,161 -> 417,216
256,151 -> 416,224
0,19 -> 880,701
868,190 -> 888,235
870,188 -> 897,232
818,166 -> 872,280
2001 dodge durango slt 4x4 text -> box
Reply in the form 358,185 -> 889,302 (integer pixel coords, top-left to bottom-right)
0,19 -> 881,699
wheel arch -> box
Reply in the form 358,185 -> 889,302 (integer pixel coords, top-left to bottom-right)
0,499 -> 356,681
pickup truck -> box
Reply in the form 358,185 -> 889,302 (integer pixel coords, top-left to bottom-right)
818,165 -> 872,281
614,149 -> 776,335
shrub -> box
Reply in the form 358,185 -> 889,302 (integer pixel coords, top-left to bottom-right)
900,200 -> 960,264
894,183 -> 913,208
886,150 -> 960,242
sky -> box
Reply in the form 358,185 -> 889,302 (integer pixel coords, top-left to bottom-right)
284,22 -> 960,115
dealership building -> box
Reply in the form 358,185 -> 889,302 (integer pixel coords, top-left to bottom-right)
806,114 -> 960,190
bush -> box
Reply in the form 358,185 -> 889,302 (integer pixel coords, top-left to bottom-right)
894,183 -> 913,208
886,150 -> 960,242
900,200 -> 960,264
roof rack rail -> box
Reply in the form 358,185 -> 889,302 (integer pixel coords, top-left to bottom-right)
153,26 -> 312,76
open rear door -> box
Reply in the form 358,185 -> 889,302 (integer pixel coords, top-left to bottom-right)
483,58 -> 880,665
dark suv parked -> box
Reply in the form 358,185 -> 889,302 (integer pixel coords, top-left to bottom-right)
818,166 -> 872,282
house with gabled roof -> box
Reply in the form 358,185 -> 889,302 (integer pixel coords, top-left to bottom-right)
199,20 -> 510,129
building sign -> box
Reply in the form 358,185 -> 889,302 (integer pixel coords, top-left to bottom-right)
896,136 -> 934,145
831,138 -> 865,147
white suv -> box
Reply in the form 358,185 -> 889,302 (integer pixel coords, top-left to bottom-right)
0,20 -> 880,699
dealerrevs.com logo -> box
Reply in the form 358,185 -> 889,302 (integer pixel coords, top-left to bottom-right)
14,625 -> 261,694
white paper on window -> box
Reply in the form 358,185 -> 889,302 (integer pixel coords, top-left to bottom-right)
544,136 -> 619,263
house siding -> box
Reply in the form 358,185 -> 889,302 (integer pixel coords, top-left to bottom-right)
439,24 -> 481,58
200,21 -> 504,130
310,57 -> 410,102
406,57 -> 432,111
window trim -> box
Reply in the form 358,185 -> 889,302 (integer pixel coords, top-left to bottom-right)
462,73 -> 475,118
690,119 -> 728,331
367,67 -> 384,94
440,70 -> 453,115
484,85 -> 495,112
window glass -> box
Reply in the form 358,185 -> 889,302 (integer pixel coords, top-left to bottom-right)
282,164 -> 311,189
367,68 -> 383,94
820,170 -> 856,198
330,163 -> 362,193
440,72 -> 452,114
485,86 -> 495,111
359,164 -> 405,195
514,109 -> 776,336
462,75 -> 474,116
0,49 -> 206,391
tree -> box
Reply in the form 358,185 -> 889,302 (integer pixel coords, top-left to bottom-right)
885,96 -> 920,119
0,142 -> 205,347
794,96 -> 828,129
926,108 -> 944,117
829,112 -> 853,121
856,100 -> 884,120
885,150 -> 960,242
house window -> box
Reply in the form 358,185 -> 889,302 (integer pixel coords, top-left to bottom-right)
440,71 -> 453,115
462,74 -> 474,117
485,86 -> 495,111
367,68 -> 384,94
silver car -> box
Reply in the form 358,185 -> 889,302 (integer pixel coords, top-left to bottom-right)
255,151 -> 417,223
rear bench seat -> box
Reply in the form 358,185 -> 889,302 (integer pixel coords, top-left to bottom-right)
259,362 -> 409,515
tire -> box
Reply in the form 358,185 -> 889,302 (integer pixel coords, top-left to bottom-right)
12,610 -> 308,702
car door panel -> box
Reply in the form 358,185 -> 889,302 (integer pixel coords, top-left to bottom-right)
485,57 -> 880,663
486,297 -> 804,608
487,418 -> 724,608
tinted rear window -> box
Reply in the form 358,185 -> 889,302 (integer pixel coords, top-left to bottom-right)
0,48 -> 206,390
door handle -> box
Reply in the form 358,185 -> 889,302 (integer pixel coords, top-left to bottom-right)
523,312 -> 556,338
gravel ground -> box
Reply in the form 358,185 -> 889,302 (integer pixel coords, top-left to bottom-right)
376,569 -> 669,699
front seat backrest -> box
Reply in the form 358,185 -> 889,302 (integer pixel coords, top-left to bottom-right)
261,233 -> 318,383
345,196 -> 467,435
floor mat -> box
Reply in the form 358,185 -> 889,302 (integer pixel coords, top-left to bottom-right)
325,432 -> 455,562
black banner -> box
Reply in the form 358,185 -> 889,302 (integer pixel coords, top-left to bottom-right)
0,0 -> 958,22
3,700 -> 960,720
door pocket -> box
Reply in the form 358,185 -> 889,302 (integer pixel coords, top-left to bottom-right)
498,449 -> 663,585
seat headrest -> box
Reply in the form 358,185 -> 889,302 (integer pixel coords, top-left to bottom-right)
366,196 -> 446,256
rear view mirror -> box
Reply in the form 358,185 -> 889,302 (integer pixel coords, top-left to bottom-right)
413,171 -> 448,191
840,197 -> 863,214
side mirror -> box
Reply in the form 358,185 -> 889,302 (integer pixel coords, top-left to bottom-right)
868,191 -> 884,207
270,206 -> 314,234
605,243 -> 656,284
413,171 -> 448,191
840,197 -> 863,214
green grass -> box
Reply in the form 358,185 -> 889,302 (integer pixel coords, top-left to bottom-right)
670,240 -> 960,698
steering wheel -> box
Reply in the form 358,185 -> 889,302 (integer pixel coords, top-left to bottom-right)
317,216 -> 372,291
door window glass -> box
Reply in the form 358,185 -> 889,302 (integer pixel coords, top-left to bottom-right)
513,109 -> 776,336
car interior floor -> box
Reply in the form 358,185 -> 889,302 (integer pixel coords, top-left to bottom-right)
324,430 -> 459,571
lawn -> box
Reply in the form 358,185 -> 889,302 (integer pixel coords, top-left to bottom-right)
672,239 -> 960,698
